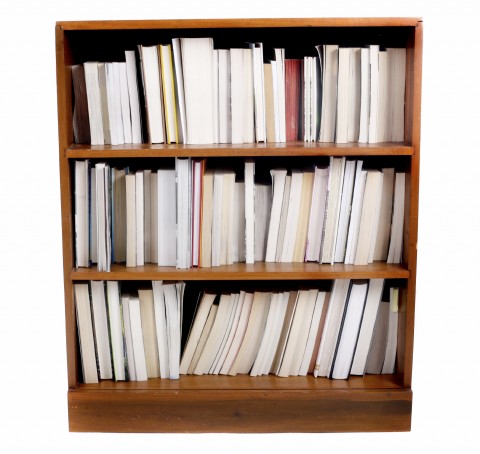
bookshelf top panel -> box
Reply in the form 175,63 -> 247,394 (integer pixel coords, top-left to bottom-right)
65,142 -> 414,159
56,18 -> 423,31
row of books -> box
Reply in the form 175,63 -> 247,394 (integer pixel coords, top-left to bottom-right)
75,279 -> 399,383
74,280 -> 185,384
72,38 -> 406,146
74,157 -> 406,270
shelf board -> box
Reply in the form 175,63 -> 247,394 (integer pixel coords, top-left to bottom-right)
76,373 -> 405,391
70,262 -> 410,281
65,142 -> 414,159
68,374 -> 411,433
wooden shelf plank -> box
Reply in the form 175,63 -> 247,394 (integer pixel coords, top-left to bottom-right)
70,262 -> 410,281
75,373 -> 404,391
65,142 -> 414,158
57,17 -> 422,31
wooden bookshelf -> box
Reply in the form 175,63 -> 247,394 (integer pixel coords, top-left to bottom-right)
56,17 -> 422,433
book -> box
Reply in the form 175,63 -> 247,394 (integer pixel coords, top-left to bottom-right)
138,288 -> 160,378
199,169 -> 214,267
365,296 -> 390,374
95,163 -> 111,272
175,158 -> 192,269
139,45 -> 165,144
83,61 -> 104,145
313,279 -> 351,377
171,38 -> 187,143
152,280 -> 169,379
388,48 -> 407,142
135,171 -> 145,266
305,166 -> 329,262
125,50 -> 143,143
274,174 -> 291,262
382,287 -> 399,374
71,64 -> 91,144
157,167 -> 177,266
373,168 -> 395,261
265,169 -> 287,262
292,170 -> 314,262
330,280 -> 369,379
111,167 -> 127,263
90,280 -> 112,380
106,281 -> 126,381
74,160 -> 90,267
219,291 -> 253,375
250,42 -> 266,142
353,170 -> 384,265
217,49 -> 231,144
180,292 -> 217,374
358,48 -> 371,143
228,291 -> 271,375
181,37 -> 215,144
285,59 -> 303,141
121,294 -> 136,381
191,159 -> 204,267
387,172 -> 406,264
254,182 -> 272,262
335,47 -> 351,144
320,157 -> 346,264
244,160 -> 255,264
74,283 -> 99,384
125,173 -> 136,267
334,160 -> 357,263
159,44 -> 179,144
127,295 -> 148,381
350,279 -> 385,375
317,44 -> 339,143
368,45 -> 380,143
347,48 -> 361,143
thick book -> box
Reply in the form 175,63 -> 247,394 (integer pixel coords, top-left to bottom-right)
106,281 -> 126,381
74,160 -> 90,267
330,280 -> 369,380
138,288 -> 160,378
71,64 -> 91,144
285,59 -> 303,141
74,283 -> 99,384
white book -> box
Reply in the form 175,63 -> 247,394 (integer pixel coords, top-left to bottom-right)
387,172 -> 406,264
303,57 -> 311,141
119,62 -> 133,144
280,170 -> 303,263
220,291 -> 253,375
180,292 -> 217,374
244,160 -> 255,264
150,172 -> 158,264
128,295 -> 148,381
181,37 -> 215,144
152,281 -> 169,379
83,61 -> 104,145
212,293 -> 243,374
265,169 -> 287,262
233,181 -> 246,263
354,170 -> 384,265
212,49 -> 219,144
138,288 -> 160,378
358,48 -> 371,143
382,287 -> 399,374
228,292 -> 271,375
200,169 -> 214,267
171,38 -> 187,143
243,48 -> 255,143
368,45 -> 380,143
320,157 -> 346,264
163,281 -> 185,379
344,161 -> 367,264
135,171 -> 145,266
347,48 -> 361,143
335,47 -> 351,144
218,49 -> 231,144
106,281 -> 126,381
157,168 -> 177,266
74,283 -> 98,384
191,160 -> 203,267
288,289 -> 319,376
274,48 -> 286,142
275,175 -> 291,262
317,44 -> 339,143
377,50 -> 389,142
250,42 -> 266,142
254,183 -> 272,262
388,48 -> 406,142
211,170 -> 224,267
121,294 -> 136,381
90,280 -> 112,380
230,48 -> 245,144
95,163 -> 111,272
298,291 -> 328,376
125,50 -> 143,143
90,167 -> 97,264
305,166 -> 329,262
175,158 -> 192,269
224,171 -> 237,265
334,160 -> 357,263
125,173 -> 136,267
74,160 -> 89,267
350,278 -> 385,375
140,45 -> 166,144
373,168 -> 395,261
97,63 -> 111,145
330,280 -> 369,379
313,279 -> 351,377
143,170 -> 152,264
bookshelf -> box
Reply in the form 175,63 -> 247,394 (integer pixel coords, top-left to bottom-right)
56,18 -> 422,433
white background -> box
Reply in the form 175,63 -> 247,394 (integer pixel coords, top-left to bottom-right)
1,0 -> 479,452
